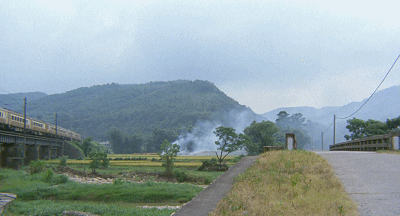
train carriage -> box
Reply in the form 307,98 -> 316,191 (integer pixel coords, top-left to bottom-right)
0,107 -> 81,141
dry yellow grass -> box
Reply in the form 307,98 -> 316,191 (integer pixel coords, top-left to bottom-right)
210,150 -> 358,216
377,150 -> 400,155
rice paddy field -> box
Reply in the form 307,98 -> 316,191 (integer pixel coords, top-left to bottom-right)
2,154 -> 241,215
45,154 -> 237,168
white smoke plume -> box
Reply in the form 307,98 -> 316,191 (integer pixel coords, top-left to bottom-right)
174,109 -> 263,155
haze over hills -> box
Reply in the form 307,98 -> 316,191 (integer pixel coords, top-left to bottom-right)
262,85 -> 400,147
1,80 -> 263,141
1,81 -> 399,151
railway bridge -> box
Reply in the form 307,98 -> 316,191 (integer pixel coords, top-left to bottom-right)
0,130 -> 67,169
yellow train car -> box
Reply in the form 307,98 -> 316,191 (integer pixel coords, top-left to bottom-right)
0,107 -> 81,141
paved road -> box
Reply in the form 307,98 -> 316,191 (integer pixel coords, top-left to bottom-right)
173,156 -> 258,216
317,151 -> 400,216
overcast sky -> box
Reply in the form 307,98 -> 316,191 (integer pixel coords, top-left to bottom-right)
1,0 -> 399,114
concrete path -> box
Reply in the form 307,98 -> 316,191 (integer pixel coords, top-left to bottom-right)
317,151 -> 400,216
173,156 -> 258,216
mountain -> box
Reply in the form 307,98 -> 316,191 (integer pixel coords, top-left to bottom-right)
4,80 -> 263,141
262,85 -> 400,148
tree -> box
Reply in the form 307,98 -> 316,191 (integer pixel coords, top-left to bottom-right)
109,126 -> 124,153
82,137 -> 93,157
275,111 -> 305,129
213,126 -> 244,166
148,129 -> 178,153
158,139 -> 180,177
243,121 -> 281,155
344,118 -> 390,140
386,116 -> 400,130
88,150 -> 109,174
275,111 -> 290,128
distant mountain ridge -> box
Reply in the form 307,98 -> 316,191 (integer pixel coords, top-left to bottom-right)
262,85 -> 400,146
1,80 -> 263,141
0,92 -> 47,111
263,85 -> 400,123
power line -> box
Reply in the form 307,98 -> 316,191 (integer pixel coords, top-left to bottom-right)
336,54 -> 400,120
323,120 -> 334,133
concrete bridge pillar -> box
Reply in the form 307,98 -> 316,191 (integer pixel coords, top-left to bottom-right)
25,145 -> 40,165
1,144 -> 8,168
39,146 -> 48,159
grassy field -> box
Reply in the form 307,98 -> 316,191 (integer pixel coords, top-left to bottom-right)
1,154 -> 238,215
210,150 -> 358,216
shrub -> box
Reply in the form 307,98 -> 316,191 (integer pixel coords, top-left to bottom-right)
29,160 -> 46,174
174,169 -> 189,183
89,151 -> 109,174
43,169 -> 54,183
204,177 -> 212,185
197,158 -> 228,171
113,178 -> 124,185
59,155 -> 68,167
144,180 -> 155,187
232,155 -> 244,163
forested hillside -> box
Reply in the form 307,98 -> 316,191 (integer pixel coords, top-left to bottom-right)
16,80 -> 261,141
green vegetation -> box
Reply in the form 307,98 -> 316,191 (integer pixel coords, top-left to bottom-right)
243,120 -> 283,155
274,111 -> 312,149
345,116 -> 400,140
88,151 -> 109,174
23,80 -> 260,142
210,150 -> 358,216
6,200 -> 176,216
0,168 -> 203,215
158,139 -> 180,177
214,126 -> 246,166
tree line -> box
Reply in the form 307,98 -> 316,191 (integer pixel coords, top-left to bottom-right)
344,116 -> 400,140
108,111 -> 314,155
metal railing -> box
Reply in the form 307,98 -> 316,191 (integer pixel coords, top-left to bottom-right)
330,133 -> 399,151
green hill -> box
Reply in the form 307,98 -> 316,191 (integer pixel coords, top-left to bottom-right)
21,80 -> 261,141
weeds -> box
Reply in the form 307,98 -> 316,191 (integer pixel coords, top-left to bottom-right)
210,150 -> 358,216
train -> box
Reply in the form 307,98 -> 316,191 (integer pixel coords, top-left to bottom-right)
0,107 -> 82,141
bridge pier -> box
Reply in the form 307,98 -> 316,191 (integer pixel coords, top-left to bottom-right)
0,144 -> 23,170
25,145 -> 40,165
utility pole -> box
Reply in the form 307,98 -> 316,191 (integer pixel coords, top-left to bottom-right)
333,114 -> 336,145
23,97 -> 27,159
321,132 -> 324,151
55,113 -> 57,136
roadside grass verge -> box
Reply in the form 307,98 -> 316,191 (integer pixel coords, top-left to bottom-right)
210,150 -> 358,216
377,150 -> 400,154
5,200 -> 176,216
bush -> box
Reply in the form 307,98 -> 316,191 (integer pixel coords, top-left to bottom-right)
59,156 -> 68,167
29,160 -> 46,174
204,177 -> 212,185
89,151 -> 109,174
54,175 -> 69,184
113,178 -> 124,185
232,155 -> 244,163
174,170 -> 189,183
144,180 -> 155,187
197,158 -> 228,171
43,169 -> 54,183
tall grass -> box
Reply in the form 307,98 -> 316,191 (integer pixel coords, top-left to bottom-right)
210,150 -> 358,216
5,200 -> 176,216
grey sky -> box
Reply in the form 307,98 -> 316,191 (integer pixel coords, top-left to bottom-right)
1,0 -> 399,114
